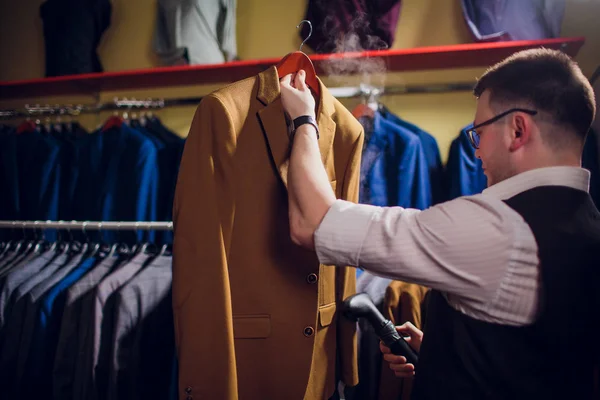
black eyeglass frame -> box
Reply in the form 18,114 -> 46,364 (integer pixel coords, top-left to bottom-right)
466,108 -> 538,149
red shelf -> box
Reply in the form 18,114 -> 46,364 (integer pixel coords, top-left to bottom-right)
0,37 -> 585,100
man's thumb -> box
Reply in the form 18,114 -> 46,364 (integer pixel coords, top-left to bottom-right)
396,321 -> 418,337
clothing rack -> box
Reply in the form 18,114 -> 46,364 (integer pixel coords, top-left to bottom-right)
0,220 -> 173,231
0,81 -> 475,120
0,97 -> 202,120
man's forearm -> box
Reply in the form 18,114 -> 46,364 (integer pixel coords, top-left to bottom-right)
288,124 -> 336,249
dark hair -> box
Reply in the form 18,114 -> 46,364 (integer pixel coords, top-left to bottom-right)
474,48 -> 596,143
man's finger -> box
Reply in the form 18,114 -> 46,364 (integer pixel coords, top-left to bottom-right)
295,70 -> 308,91
389,362 -> 415,373
280,73 -> 293,88
383,354 -> 406,364
396,321 -> 419,335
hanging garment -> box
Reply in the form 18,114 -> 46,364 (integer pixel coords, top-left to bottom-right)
15,128 -> 62,229
460,0 -> 566,42
12,249 -> 92,398
300,0 -> 402,53
378,282 -> 429,400
380,107 -> 445,205
52,252 -> 122,400
19,256 -> 99,399
73,252 -> 151,400
0,126 -> 19,241
106,254 -> 174,400
135,118 -> 185,244
153,0 -> 237,65
72,123 -> 159,244
446,125 -> 487,200
54,123 -> 89,221
173,66 -> 361,400
0,247 -> 71,391
358,110 -> 432,209
40,0 -> 112,76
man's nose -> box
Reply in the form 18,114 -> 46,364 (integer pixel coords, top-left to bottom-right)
474,148 -> 481,159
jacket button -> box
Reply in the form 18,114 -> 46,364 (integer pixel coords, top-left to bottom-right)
185,386 -> 192,394
304,326 -> 315,337
306,273 -> 318,284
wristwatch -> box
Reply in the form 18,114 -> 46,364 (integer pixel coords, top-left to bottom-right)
291,115 -> 320,139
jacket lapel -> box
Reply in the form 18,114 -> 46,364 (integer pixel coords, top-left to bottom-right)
256,66 -> 336,188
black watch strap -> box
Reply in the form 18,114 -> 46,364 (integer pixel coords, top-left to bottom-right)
292,115 -> 319,139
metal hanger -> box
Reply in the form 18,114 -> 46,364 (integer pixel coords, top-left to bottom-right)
276,20 -> 320,96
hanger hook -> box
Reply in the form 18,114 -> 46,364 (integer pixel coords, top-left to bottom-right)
297,20 -> 312,52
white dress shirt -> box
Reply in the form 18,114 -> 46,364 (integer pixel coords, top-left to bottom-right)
315,166 -> 591,326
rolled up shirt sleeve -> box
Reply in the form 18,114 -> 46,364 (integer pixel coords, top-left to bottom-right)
314,196 -> 539,325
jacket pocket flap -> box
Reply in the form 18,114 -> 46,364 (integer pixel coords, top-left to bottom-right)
319,303 -> 336,327
233,314 -> 271,339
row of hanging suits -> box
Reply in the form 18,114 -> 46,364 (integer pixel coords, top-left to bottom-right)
0,117 -> 185,244
0,239 -> 176,400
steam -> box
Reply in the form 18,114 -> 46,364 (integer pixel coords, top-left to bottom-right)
318,12 -> 389,88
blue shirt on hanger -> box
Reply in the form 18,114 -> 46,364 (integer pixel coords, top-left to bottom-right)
73,123 -> 159,243
16,129 -> 62,240
0,127 -> 20,240
359,110 -> 432,210
446,124 -> 487,200
380,108 -> 445,205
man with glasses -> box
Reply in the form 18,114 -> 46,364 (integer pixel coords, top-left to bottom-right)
280,48 -> 599,399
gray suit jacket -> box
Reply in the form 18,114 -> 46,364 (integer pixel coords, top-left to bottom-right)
73,252 -> 150,400
0,248 -> 57,331
106,255 -> 173,400
0,245 -> 39,279
14,251 -> 90,394
52,253 -> 122,400
0,250 -> 70,369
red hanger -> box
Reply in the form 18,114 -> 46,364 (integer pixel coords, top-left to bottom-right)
276,51 -> 320,96
276,20 -> 320,97
352,103 -> 376,119
16,120 -> 36,134
101,114 -> 124,132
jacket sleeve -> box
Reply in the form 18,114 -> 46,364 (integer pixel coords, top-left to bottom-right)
172,94 -> 238,400
337,129 -> 364,386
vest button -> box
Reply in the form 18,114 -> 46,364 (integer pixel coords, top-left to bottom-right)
304,326 -> 315,337
185,386 -> 192,394
306,273 -> 318,284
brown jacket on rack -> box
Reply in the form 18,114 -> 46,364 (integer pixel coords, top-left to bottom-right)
378,281 -> 430,400
172,66 -> 362,400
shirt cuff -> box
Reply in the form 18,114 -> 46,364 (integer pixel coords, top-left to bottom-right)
314,199 -> 380,267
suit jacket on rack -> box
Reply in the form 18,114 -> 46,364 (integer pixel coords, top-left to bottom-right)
172,66 -> 362,400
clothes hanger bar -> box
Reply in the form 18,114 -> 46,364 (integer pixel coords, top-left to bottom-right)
0,220 -> 173,231
0,81 -> 475,119
0,96 -> 203,120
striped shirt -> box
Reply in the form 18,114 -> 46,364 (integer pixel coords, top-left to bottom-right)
315,166 -> 591,326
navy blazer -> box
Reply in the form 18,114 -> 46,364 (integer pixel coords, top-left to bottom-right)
0,127 -> 19,240
73,123 -> 159,243
446,125 -> 487,200
359,111 -> 432,209
380,108 -> 445,205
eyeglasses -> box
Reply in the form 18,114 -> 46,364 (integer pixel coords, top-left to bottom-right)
466,108 -> 538,149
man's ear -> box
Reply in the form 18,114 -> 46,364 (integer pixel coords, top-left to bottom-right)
509,113 -> 531,151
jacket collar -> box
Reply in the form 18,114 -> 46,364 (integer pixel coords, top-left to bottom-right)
256,66 -> 336,188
